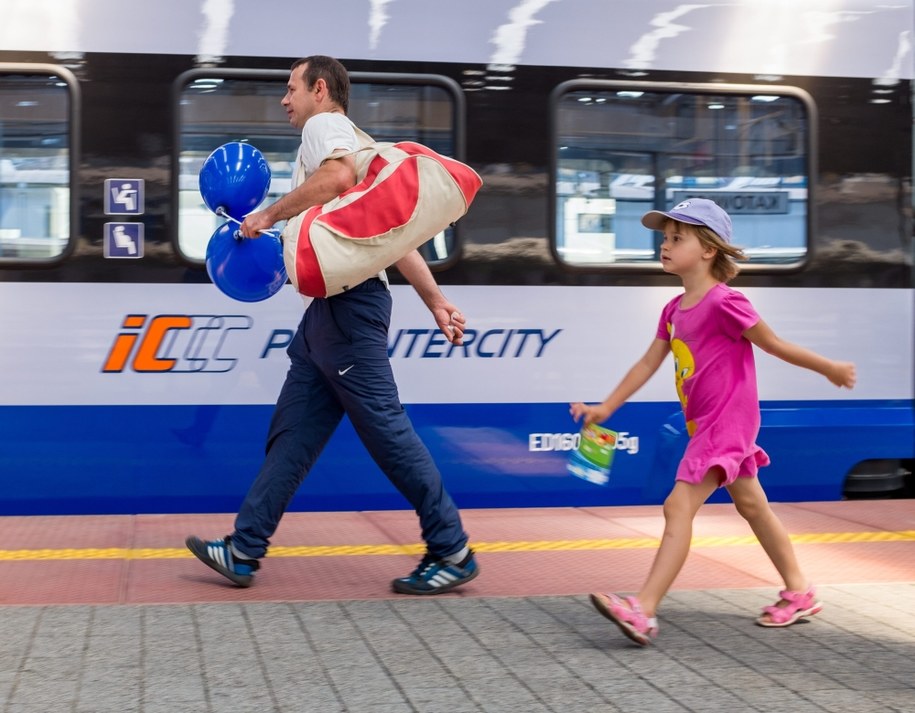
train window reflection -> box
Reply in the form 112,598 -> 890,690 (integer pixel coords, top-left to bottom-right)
0,70 -> 72,262
553,82 -> 812,269
176,72 -> 461,264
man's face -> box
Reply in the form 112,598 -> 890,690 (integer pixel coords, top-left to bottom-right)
281,66 -> 319,130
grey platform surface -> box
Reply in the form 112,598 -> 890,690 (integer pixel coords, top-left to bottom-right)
2,583 -> 913,713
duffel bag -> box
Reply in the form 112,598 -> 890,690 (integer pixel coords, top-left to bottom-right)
281,141 -> 482,298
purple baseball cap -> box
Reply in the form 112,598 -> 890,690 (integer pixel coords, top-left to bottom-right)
641,198 -> 732,243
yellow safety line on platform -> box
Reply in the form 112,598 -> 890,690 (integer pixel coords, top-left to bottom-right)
0,530 -> 912,561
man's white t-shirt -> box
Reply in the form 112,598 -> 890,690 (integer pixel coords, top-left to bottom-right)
296,112 -> 359,180
292,111 -> 388,286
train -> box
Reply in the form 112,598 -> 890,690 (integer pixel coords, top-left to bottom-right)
0,0 -> 912,515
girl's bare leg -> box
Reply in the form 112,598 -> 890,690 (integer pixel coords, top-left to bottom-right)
637,470 -> 719,616
726,476 -> 809,621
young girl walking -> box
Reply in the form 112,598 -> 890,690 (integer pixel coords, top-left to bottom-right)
570,198 -> 856,646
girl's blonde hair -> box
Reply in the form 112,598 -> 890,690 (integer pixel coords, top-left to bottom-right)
669,219 -> 747,282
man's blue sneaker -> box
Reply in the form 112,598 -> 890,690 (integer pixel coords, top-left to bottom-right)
391,549 -> 480,595
185,535 -> 259,588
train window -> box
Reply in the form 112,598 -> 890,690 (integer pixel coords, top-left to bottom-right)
551,81 -> 814,270
0,66 -> 76,264
175,70 -> 464,265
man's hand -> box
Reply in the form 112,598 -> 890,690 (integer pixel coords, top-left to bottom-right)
394,250 -> 465,344
433,305 -> 465,345
238,208 -> 276,238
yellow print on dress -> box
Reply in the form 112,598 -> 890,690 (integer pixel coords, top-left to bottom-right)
668,323 -> 697,436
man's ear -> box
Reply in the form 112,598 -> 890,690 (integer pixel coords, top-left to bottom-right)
312,77 -> 327,99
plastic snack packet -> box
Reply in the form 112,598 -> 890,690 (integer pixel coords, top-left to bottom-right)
567,423 -> 618,486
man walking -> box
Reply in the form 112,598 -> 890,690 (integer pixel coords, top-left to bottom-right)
186,55 -> 478,595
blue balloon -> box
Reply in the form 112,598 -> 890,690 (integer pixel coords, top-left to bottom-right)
205,222 -> 287,302
199,142 -> 271,221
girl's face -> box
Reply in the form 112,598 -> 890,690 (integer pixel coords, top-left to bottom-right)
659,222 -> 714,277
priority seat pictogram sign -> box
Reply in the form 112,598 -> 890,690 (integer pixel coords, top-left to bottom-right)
104,178 -> 145,215
104,222 -> 144,258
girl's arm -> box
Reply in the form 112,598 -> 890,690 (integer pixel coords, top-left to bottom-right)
570,338 -> 670,425
744,319 -> 856,388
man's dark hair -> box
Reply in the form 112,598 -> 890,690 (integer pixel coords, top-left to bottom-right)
291,55 -> 350,113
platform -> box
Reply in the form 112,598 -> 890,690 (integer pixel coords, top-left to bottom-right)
0,500 -> 912,712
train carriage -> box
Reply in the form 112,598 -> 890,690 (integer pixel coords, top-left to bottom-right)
0,0 -> 911,514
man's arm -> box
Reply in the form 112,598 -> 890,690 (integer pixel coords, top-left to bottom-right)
238,155 -> 356,237
394,250 -> 465,345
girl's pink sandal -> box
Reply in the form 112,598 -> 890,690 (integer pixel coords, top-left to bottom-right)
756,586 -> 823,627
590,592 -> 659,645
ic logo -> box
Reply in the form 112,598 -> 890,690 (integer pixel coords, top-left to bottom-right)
102,314 -> 253,373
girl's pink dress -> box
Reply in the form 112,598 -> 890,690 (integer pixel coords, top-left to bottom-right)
656,283 -> 770,486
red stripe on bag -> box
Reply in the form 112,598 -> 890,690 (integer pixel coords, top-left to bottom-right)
335,152 -> 391,201
295,205 -> 328,298
319,156 -> 420,239
393,142 -> 482,204
355,153 -> 391,189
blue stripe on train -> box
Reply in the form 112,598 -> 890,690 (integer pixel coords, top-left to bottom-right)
0,400 -> 911,515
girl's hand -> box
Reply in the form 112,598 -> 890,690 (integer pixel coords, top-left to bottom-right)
827,361 -> 857,389
569,402 -> 610,425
